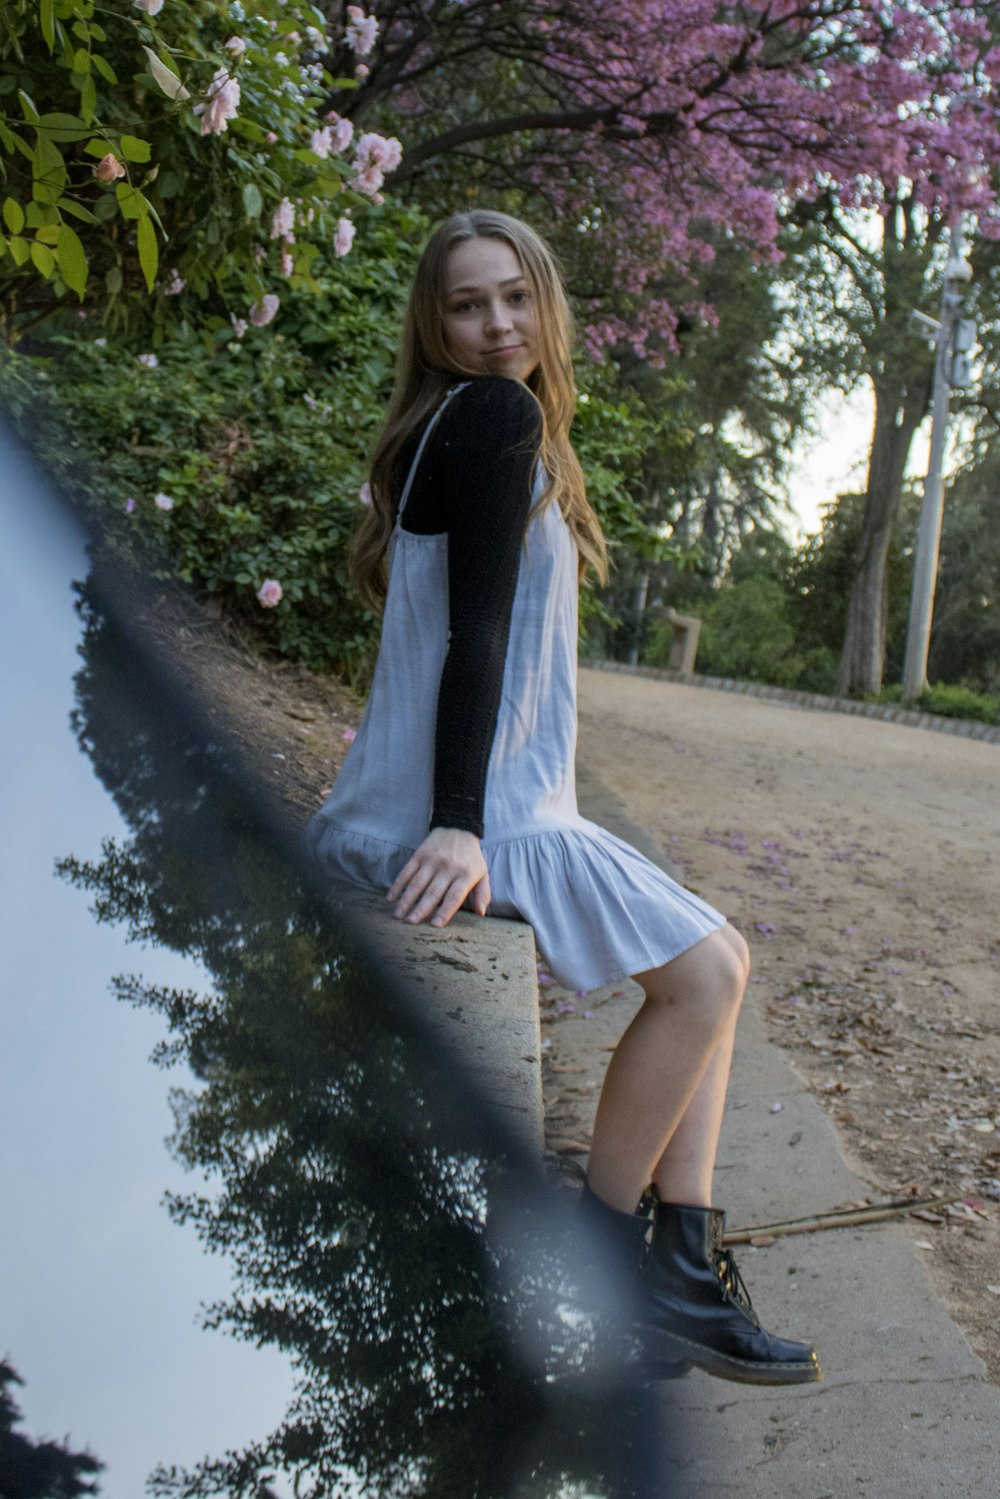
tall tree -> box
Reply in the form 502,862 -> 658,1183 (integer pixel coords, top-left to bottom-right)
0,1360 -> 103,1499
340,0 -> 1000,355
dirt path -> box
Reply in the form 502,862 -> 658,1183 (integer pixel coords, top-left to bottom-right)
572,665 -> 1000,1379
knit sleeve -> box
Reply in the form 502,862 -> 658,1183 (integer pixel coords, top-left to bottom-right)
421,377 -> 541,837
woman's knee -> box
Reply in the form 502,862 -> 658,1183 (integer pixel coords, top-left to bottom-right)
719,921 -> 751,984
638,928 -> 746,1018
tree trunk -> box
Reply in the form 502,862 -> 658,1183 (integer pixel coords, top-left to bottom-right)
836,377 -> 928,696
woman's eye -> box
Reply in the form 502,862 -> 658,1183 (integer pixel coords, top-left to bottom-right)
509,290 -> 528,305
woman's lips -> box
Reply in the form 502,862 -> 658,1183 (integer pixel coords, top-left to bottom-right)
484,345 -> 524,358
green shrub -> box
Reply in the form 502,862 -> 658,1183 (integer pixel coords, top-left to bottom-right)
0,210 -> 426,683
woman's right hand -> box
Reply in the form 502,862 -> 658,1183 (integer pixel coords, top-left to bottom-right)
387,827 -> 491,928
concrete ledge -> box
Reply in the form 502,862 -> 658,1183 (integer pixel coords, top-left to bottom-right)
583,658 -> 1000,744
331,882 -> 543,1151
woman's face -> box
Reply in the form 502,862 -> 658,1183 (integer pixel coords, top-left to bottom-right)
440,237 -> 539,382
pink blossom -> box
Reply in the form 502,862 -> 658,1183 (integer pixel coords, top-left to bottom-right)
249,294 -> 280,327
303,394 -> 319,411
224,35 -> 246,56
309,126 -> 333,158
153,491 -> 173,511
270,198 -> 295,239
137,352 -> 158,369
351,133 -> 402,196
333,217 -> 356,257
279,242 -> 294,276
163,268 -> 185,295
94,337 -> 107,347
94,153 -> 125,183
355,63 -> 369,79
342,726 -> 357,744
331,117 -> 354,152
230,314 -> 248,338
345,7 -> 378,57
197,69 -> 240,136
132,0 -> 163,14
125,497 -> 136,513
256,578 -> 283,608
264,131 -> 278,144
358,481 -> 372,506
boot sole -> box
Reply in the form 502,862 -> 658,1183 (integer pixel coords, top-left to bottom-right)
646,1328 -> 823,1386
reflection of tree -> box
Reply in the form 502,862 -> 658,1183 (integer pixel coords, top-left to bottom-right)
56,577 -> 647,1499
0,1360 -> 103,1498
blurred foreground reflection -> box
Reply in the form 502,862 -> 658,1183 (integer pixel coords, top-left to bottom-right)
1,423 -> 677,1497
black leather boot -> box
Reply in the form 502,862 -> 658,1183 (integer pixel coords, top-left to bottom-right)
577,1182 -> 690,1380
641,1201 -> 822,1385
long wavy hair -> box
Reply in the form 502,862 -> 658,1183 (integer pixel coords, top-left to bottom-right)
351,209 -> 609,609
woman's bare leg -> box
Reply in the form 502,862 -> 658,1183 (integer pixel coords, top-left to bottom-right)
584,923 -> 749,1214
652,923 -> 750,1206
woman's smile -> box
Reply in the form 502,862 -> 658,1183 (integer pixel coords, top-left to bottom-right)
442,237 -> 539,381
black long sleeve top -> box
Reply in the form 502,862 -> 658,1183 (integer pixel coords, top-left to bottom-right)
393,376 -> 542,838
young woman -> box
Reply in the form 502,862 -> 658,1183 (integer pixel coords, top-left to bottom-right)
307,209 -> 821,1386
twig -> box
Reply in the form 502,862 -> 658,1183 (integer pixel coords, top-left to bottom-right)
723,1194 -> 962,1245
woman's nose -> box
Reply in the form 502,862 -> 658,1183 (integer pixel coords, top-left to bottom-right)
484,300 -> 513,334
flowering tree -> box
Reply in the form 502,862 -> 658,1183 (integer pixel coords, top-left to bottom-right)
340,0 -> 1000,357
0,0 -> 396,336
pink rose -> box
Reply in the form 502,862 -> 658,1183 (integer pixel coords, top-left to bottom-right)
264,131 -> 278,144
224,36 -> 246,55
331,117 -> 354,153
132,0 -> 163,14
94,153 -> 125,183
333,217 -> 356,257
249,294 -> 280,327
196,69 -> 240,135
355,63 -> 370,79
345,7 -> 378,57
270,198 -> 295,240
309,126 -> 332,158
256,578 -> 283,608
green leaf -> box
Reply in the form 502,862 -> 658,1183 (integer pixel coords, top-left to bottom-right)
242,182 -> 263,219
8,234 -> 30,266
142,47 -> 191,102
80,74 -> 96,122
30,240 -> 55,277
2,197 -> 25,233
89,21 -> 107,43
36,112 -> 89,142
0,232 -> 7,259
56,221 -> 87,297
18,90 -> 40,124
34,222 -> 61,245
137,213 -> 158,292
55,196 -> 99,225
119,134 -> 151,163
115,182 -> 149,220
32,133 -> 66,205
105,264 -> 123,294
72,49 -> 91,74
92,55 -> 118,86
84,137 -> 115,158
93,194 -> 117,222
25,201 -> 59,228
40,0 -> 56,51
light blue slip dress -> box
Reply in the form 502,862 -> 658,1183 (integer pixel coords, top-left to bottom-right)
307,384 -> 725,992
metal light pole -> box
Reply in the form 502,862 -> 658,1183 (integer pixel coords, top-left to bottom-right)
901,221 -> 973,700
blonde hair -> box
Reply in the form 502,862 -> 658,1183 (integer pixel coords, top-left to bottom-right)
351,209 -> 608,609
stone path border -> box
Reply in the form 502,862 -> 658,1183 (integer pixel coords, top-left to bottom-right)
583,657 -> 1000,743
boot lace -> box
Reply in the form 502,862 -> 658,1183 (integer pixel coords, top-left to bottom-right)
714,1246 -> 760,1327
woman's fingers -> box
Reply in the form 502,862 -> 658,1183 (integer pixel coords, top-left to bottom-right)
470,871 -> 491,917
388,829 -> 488,927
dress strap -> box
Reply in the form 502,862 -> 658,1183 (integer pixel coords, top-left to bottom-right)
396,382 -> 469,521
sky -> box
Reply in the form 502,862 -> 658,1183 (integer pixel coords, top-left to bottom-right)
0,459 -> 295,1497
